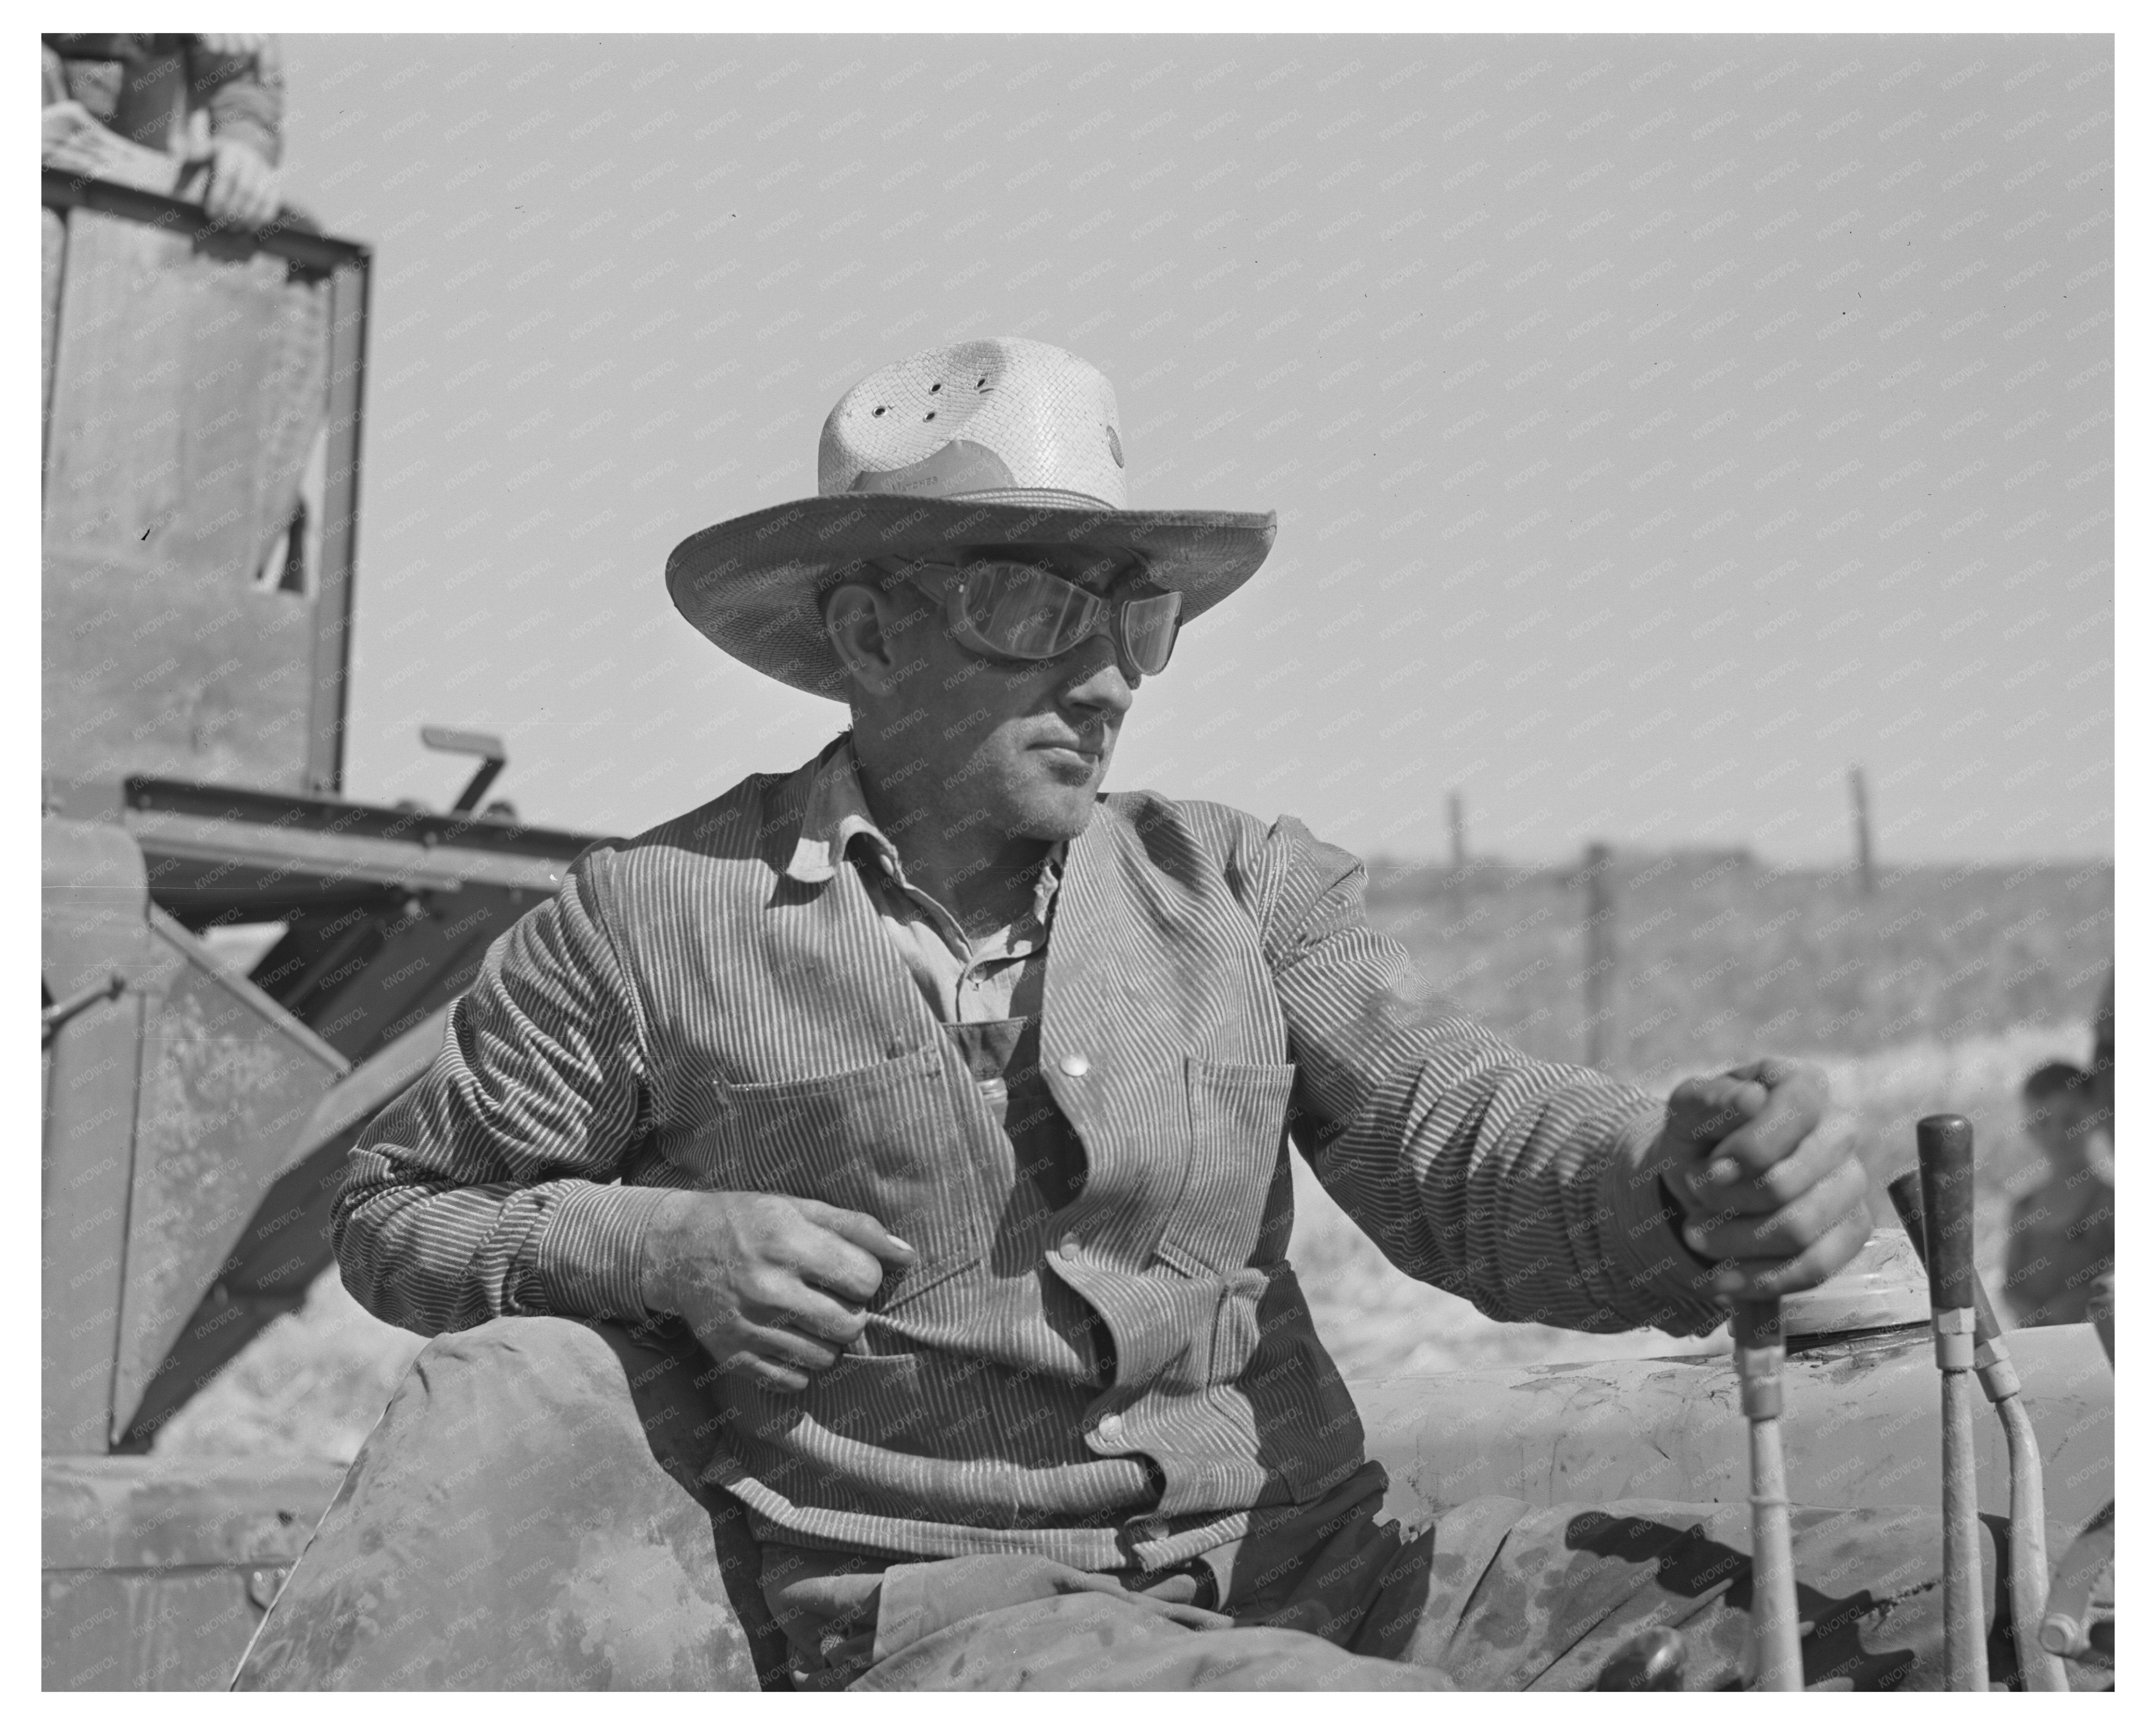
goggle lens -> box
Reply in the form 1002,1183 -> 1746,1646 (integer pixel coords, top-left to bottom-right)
948,562 -> 1183,676
959,563 -> 1104,658
1119,590 -> 1183,676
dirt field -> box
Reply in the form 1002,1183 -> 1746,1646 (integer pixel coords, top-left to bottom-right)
1290,1018 -> 2088,1382
155,857 -> 2109,1464
1364,857 -> 2110,1077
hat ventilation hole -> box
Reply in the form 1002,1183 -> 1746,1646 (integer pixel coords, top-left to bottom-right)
924,410 -> 937,421
872,406 -> 887,416
930,382 -> 942,393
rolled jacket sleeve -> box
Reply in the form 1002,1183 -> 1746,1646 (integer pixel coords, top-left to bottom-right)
334,847 -> 673,1335
189,35 -> 283,165
1248,815 -> 1726,1338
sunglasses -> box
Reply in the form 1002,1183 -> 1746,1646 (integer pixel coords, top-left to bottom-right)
910,559 -> 1185,678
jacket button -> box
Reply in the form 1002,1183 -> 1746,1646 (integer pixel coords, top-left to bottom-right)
1059,1053 -> 1090,1077
1097,1413 -> 1124,1442
1058,1233 -> 1081,1261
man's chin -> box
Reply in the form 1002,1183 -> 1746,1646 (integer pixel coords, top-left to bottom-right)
1005,776 -> 1103,842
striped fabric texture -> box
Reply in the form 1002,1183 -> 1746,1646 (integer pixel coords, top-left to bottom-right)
784,741 -> 1062,1026
337,739 -> 1726,1570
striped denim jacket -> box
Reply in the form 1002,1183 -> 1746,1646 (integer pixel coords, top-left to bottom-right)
337,748 -> 1724,1568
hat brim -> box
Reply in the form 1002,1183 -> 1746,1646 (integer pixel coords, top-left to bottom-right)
666,493 -> 1277,699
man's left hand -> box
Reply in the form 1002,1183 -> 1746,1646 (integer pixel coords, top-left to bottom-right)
1647,1057 -> 1874,1302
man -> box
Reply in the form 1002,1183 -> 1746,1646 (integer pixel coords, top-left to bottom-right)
42,32 -> 283,226
2001,1060 -> 2113,1328
334,339 -> 1955,1691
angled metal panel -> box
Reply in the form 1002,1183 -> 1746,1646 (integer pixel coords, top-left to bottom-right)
108,913 -> 347,1445
118,1008 -> 450,1448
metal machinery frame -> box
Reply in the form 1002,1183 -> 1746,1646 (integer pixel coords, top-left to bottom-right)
42,168 -> 371,799
40,172 -> 603,1688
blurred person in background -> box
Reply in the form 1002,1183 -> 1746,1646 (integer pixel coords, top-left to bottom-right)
2001,1059 -> 2113,1328
2087,969 -> 2113,1149
42,32 -> 283,226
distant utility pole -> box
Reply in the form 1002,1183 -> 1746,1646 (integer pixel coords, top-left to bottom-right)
1583,840 -> 1617,1069
1848,765 -> 1876,895
1448,792 -> 1467,871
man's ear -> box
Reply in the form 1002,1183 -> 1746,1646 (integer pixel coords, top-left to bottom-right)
823,579 -> 899,694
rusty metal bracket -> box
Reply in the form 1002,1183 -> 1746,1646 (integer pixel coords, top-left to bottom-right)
41,970 -> 126,1045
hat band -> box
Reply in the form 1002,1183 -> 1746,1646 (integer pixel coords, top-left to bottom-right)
838,438 -> 1120,515
940,485 -> 1119,511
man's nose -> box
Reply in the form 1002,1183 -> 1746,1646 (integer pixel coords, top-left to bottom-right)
1057,637 -> 1138,714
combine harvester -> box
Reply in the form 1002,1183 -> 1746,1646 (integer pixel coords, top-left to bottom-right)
40,167 -> 2112,1691
40,167 -> 604,1689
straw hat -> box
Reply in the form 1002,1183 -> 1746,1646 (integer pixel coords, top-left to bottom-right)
665,338 -> 1276,697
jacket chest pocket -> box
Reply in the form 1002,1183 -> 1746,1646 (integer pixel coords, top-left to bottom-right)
707,1047 -> 984,1309
1153,1057 -> 1298,1277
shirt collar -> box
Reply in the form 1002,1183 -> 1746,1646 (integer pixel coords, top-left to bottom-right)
785,737 -> 894,885
784,737 -> 1067,925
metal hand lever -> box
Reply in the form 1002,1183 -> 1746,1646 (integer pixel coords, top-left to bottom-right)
1914,1116 -> 1987,1690
420,725 -> 508,813
1732,1297 -> 1802,1691
1887,1170 -> 2068,1690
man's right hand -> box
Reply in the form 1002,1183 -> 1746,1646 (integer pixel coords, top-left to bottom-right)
202,138 -> 279,228
640,1190 -> 916,1392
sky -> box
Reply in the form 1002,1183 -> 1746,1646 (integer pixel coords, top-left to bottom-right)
277,32 -> 2114,865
